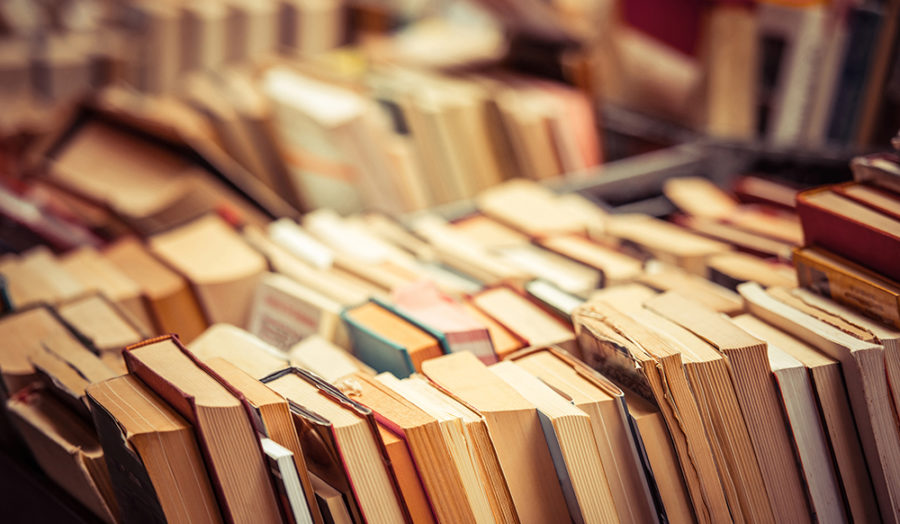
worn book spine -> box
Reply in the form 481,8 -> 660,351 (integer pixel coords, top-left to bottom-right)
87,394 -> 168,524
535,411 -> 583,524
793,248 -> 900,328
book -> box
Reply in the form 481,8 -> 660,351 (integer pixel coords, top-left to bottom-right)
391,280 -> 496,363
0,306 -> 93,397
124,335 -> 284,524
287,335 -> 373,384
0,247 -> 86,308
342,372 -> 493,523
490,361 -> 620,524
422,352 -> 571,522
509,347 -> 661,524
850,152 -> 900,194
637,267 -> 743,315
203,357 -> 321,524
35,109 -> 272,236
8,386 -> 119,523
59,246 -> 153,333
702,3 -> 758,140
675,215 -> 795,260
308,473 -> 353,524
149,214 -> 267,326
787,287 -> 900,420
476,179 -> 593,237
86,375 -> 223,524
409,214 -> 530,285
537,234 -> 644,287
793,245 -> 900,328
739,282 -> 900,521
620,387 -> 693,524
459,303 -> 524,359
835,181 -> 900,221
242,225 -> 376,307
732,314 -> 848,522
188,323 -> 290,380
104,236 -> 207,343
248,272 -> 347,351
706,252 -> 798,291
341,301 -> 443,378
261,438 -> 315,524
467,286 -> 577,356
574,298 -> 733,524
796,185 -> 900,282
376,373 -> 517,524
261,66 -> 405,215
523,279 -> 585,321
733,310 -> 880,523
603,214 -> 730,276
757,0 -> 827,146
262,368 -> 409,524
645,291 -> 811,522
56,293 -> 146,374
29,328 -> 118,417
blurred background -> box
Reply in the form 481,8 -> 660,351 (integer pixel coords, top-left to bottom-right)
0,0 -> 897,248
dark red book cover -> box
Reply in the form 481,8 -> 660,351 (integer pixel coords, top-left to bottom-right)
797,185 -> 900,282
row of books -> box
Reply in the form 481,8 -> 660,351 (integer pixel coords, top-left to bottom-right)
8,153 -> 900,522
13,66 -> 601,236
533,0 -> 900,148
0,0 -> 345,135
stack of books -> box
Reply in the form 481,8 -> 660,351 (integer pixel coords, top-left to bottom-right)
794,145 -> 900,330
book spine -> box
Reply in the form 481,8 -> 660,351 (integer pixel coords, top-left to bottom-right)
826,4 -> 883,144
793,249 -> 900,328
340,308 -> 416,378
86,394 -> 168,524
535,410 -> 584,524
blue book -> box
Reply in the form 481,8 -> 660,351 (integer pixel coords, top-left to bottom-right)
341,301 -> 442,378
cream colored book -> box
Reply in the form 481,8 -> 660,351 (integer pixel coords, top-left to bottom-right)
511,347 -> 660,524
188,323 -> 289,379
149,214 -> 266,326
288,335 -> 373,384
538,234 -> 644,287
603,214 -> 730,275
476,179 -> 591,237
248,272 -> 346,351
104,236 -> 207,343
739,282 -> 900,522
491,361 -> 618,523
378,373 -> 517,524
646,291 -> 809,522
422,352 -> 571,523
468,286 -> 577,356
734,310 -> 879,523
574,299 -> 733,524
787,287 -> 900,420
638,265 -> 743,315
57,294 -> 146,374
2,247 -> 86,308
59,246 -> 153,333
733,314 -> 848,523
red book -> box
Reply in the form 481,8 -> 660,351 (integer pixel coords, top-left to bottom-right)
797,184 -> 900,282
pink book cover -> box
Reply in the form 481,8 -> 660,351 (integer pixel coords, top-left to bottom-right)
392,281 -> 497,363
